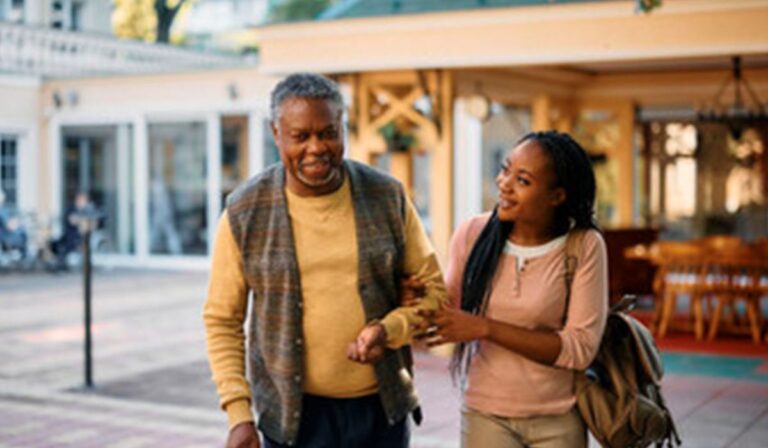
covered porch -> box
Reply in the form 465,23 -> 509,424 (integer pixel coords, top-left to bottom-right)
256,0 -> 768,340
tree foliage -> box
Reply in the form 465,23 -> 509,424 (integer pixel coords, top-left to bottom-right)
636,0 -> 662,13
267,0 -> 334,23
112,0 -> 190,43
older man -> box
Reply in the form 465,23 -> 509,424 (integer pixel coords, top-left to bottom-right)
203,73 -> 445,448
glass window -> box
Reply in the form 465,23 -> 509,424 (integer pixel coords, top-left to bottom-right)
148,122 -> 207,256
263,119 -> 280,167
640,120 -> 767,240
70,1 -> 83,31
1,136 -> 18,209
481,105 -> 530,212
221,115 -> 249,208
61,125 -> 135,255
2,0 -> 25,23
573,108 -> 621,226
662,123 -> 697,220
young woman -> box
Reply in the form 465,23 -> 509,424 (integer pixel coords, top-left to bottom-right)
422,131 -> 608,447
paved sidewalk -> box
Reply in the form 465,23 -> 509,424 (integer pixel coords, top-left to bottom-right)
1,269 -> 767,447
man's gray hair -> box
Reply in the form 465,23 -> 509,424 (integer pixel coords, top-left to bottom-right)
270,73 -> 344,123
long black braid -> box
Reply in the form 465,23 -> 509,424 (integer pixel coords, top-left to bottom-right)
450,130 -> 599,382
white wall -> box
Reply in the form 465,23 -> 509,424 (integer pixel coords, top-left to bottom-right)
38,67 -> 279,267
80,0 -> 113,35
0,75 -> 41,215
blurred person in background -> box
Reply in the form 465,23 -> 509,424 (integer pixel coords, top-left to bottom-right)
48,191 -> 97,270
0,189 -> 28,258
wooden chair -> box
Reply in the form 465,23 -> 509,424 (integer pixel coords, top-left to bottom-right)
697,235 -> 743,253
704,244 -> 765,343
694,236 -> 745,331
654,241 -> 708,340
750,239 -> 768,343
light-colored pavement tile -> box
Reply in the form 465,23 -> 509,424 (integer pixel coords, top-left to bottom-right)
0,421 -> 44,437
49,429 -> 100,444
2,269 -> 768,448
104,436 -> 155,448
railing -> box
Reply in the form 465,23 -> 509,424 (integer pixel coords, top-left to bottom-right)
0,23 -> 250,78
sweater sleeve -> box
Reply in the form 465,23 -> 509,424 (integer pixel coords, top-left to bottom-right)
554,230 -> 609,370
202,211 -> 254,429
379,197 -> 448,348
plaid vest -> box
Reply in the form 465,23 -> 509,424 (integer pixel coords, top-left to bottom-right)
226,160 -> 419,445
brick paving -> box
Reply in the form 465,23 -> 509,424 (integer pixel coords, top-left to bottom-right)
1,268 -> 767,447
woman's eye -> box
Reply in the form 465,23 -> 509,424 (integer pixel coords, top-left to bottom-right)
517,176 -> 530,186
499,163 -> 510,174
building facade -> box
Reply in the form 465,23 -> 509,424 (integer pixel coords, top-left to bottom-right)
1,2 -> 272,269
257,0 -> 768,259
2,0 -> 767,268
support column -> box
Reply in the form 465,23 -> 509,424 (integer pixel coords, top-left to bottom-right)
615,100 -> 635,226
344,70 -> 454,262
532,94 -> 552,131
390,152 -> 413,198
554,98 -> 576,134
207,114 -> 222,255
348,75 -> 376,164
116,124 -> 132,254
452,98 -> 483,229
431,70 -> 454,262
133,116 -> 149,260
759,126 -> 768,200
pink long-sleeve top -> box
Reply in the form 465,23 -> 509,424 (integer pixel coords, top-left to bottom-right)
446,213 -> 608,418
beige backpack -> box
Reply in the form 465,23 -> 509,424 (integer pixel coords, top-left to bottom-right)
564,231 -> 681,448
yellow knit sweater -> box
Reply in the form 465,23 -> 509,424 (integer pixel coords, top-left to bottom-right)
203,177 -> 445,428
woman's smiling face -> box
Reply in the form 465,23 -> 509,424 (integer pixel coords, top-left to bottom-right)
495,139 -> 565,225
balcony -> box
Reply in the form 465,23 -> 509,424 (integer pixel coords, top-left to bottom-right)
0,23 -> 250,79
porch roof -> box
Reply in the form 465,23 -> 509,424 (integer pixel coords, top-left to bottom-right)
256,0 -> 768,76
317,0 -> 613,21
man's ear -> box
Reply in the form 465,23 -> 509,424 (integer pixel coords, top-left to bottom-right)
551,187 -> 566,207
270,121 -> 279,141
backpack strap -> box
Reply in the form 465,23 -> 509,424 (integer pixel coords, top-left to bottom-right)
562,229 -> 587,327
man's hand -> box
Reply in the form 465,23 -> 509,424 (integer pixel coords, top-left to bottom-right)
399,275 -> 426,307
226,421 -> 260,448
347,323 -> 387,364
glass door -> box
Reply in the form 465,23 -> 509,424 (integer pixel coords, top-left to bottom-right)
147,122 -> 207,256
61,124 -> 135,254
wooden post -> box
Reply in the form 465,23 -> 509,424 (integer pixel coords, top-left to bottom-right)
616,100 -> 636,227
390,151 -> 413,198
532,94 -> 552,131
430,70 -> 454,263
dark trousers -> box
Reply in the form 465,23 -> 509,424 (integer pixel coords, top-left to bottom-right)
263,393 -> 409,448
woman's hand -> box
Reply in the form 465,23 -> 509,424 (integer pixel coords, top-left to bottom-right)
418,306 -> 489,347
